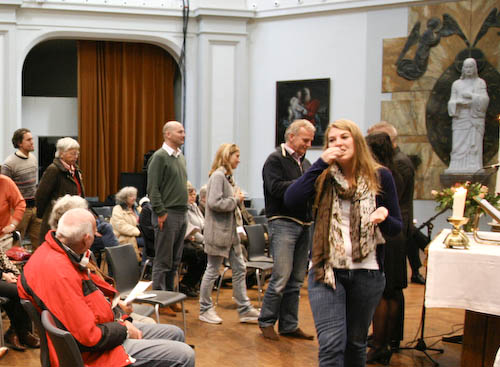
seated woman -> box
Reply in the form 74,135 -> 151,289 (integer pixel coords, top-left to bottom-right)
0,248 -> 40,352
110,187 -> 143,262
180,182 -> 207,297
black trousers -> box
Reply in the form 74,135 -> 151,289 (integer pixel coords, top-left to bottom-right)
0,279 -> 32,336
181,242 -> 207,288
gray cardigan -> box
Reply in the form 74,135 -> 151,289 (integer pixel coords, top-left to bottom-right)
204,167 -> 241,257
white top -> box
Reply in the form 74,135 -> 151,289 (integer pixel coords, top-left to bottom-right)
340,199 -> 378,270
162,142 -> 181,157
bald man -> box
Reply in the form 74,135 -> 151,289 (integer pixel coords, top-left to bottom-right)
19,208 -> 194,367
147,121 -> 188,311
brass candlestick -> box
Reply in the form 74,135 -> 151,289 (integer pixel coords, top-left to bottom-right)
444,216 -> 470,249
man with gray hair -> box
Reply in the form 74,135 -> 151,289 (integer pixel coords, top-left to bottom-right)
259,119 -> 316,341
19,208 -> 195,367
147,121 -> 188,314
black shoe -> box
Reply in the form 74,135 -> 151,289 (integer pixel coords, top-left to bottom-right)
411,273 -> 425,284
366,345 -> 392,365
390,339 -> 400,353
179,283 -> 199,298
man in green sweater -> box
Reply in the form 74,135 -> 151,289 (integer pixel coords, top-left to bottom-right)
147,121 -> 188,313
1,128 -> 41,247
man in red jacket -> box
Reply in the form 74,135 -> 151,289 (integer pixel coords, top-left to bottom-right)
19,208 -> 194,367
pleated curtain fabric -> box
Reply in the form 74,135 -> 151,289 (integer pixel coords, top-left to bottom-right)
78,40 -> 176,200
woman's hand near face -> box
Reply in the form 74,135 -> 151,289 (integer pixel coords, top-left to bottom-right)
321,147 -> 342,165
370,206 -> 388,224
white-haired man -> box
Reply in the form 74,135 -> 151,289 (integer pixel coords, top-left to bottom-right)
258,119 -> 316,341
19,208 -> 194,367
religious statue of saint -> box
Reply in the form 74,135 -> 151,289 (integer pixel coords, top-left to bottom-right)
445,58 -> 490,173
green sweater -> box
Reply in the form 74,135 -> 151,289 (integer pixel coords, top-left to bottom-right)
147,148 -> 188,216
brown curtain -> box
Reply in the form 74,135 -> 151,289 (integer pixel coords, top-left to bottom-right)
78,41 -> 176,200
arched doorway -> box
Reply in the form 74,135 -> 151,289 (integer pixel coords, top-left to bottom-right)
22,39 -> 181,199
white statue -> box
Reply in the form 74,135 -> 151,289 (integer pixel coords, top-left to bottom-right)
445,58 -> 490,173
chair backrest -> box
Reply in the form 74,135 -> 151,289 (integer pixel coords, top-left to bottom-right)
21,299 -> 50,367
105,244 -> 141,293
244,224 -> 268,260
253,215 -> 268,225
246,208 -> 258,217
41,311 -> 84,367
92,206 -> 113,220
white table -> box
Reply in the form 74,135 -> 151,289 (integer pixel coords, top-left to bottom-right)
425,229 -> 500,367
425,229 -> 500,316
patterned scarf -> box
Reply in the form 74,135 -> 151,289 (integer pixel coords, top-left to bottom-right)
312,164 -> 385,288
224,168 -> 243,227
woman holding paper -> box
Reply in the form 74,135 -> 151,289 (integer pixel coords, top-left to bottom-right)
284,120 -> 402,367
198,143 -> 260,324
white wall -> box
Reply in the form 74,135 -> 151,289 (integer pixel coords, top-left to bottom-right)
246,7 -> 409,201
21,96 -> 78,158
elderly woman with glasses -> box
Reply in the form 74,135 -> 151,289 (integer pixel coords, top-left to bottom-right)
36,137 -> 84,247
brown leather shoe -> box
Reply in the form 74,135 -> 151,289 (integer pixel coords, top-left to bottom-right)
5,331 -> 27,351
280,328 -> 314,340
159,306 -> 177,317
0,346 -> 8,359
21,332 -> 40,348
260,325 -> 280,341
169,303 -> 187,313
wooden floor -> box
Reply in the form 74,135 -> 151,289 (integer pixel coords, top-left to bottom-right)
1,274 -> 464,367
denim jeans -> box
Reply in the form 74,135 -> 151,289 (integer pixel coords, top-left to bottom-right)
199,244 -> 253,315
308,268 -> 385,367
123,322 -> 195,367
258,219 -> 311,333
152,210 -> 187,291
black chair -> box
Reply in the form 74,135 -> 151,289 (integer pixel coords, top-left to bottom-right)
105,244 -> 187,332
41,310 -> 84,367
244,225 -> 274,307
244,224 -> 273,263
21,299 -> 50,367
91,206 -> 113,221
253,215 -> 268,225
246,208 -> 258,217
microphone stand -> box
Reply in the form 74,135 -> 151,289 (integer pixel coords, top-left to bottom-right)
399,207 -> 448,366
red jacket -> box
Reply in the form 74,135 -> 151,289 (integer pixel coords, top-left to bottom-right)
18,231 -> 133,367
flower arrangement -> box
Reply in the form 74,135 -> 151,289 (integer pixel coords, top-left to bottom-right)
432,181 -> 500,231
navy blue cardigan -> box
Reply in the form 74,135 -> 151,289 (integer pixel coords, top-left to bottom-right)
284,158 -> 402,268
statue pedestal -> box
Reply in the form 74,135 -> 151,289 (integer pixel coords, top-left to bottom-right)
440,171 -> 490,188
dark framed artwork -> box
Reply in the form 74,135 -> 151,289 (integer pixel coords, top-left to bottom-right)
275,78 -> 330,147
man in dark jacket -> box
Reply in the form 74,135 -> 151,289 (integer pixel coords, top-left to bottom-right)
258,119 -> 316,341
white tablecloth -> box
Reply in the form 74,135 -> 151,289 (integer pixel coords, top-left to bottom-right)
425,229 -> 500,316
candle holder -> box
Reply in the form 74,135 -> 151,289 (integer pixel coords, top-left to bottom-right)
443,216 -> 470,249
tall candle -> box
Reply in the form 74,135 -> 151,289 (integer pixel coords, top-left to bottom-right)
452,187 -> 467,218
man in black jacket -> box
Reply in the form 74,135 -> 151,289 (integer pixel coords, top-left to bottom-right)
258,119 -> 316,341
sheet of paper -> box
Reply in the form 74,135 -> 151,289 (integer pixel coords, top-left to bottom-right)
124,281 -> 152,304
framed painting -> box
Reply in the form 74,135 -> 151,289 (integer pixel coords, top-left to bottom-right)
275,78 -> 330,147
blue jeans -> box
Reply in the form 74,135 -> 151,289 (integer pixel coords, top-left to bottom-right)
152,210 -> 187,291
199,244 -> 253,315
308,268 -> 385,367
258,219 -> 311,333
123,322 -> 195,367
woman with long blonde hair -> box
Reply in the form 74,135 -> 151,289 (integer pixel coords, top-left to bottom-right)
198,143 -> 260,324
285,119 -> 402,366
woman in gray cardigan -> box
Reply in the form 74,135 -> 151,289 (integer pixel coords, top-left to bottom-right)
198,143 -> 260,324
